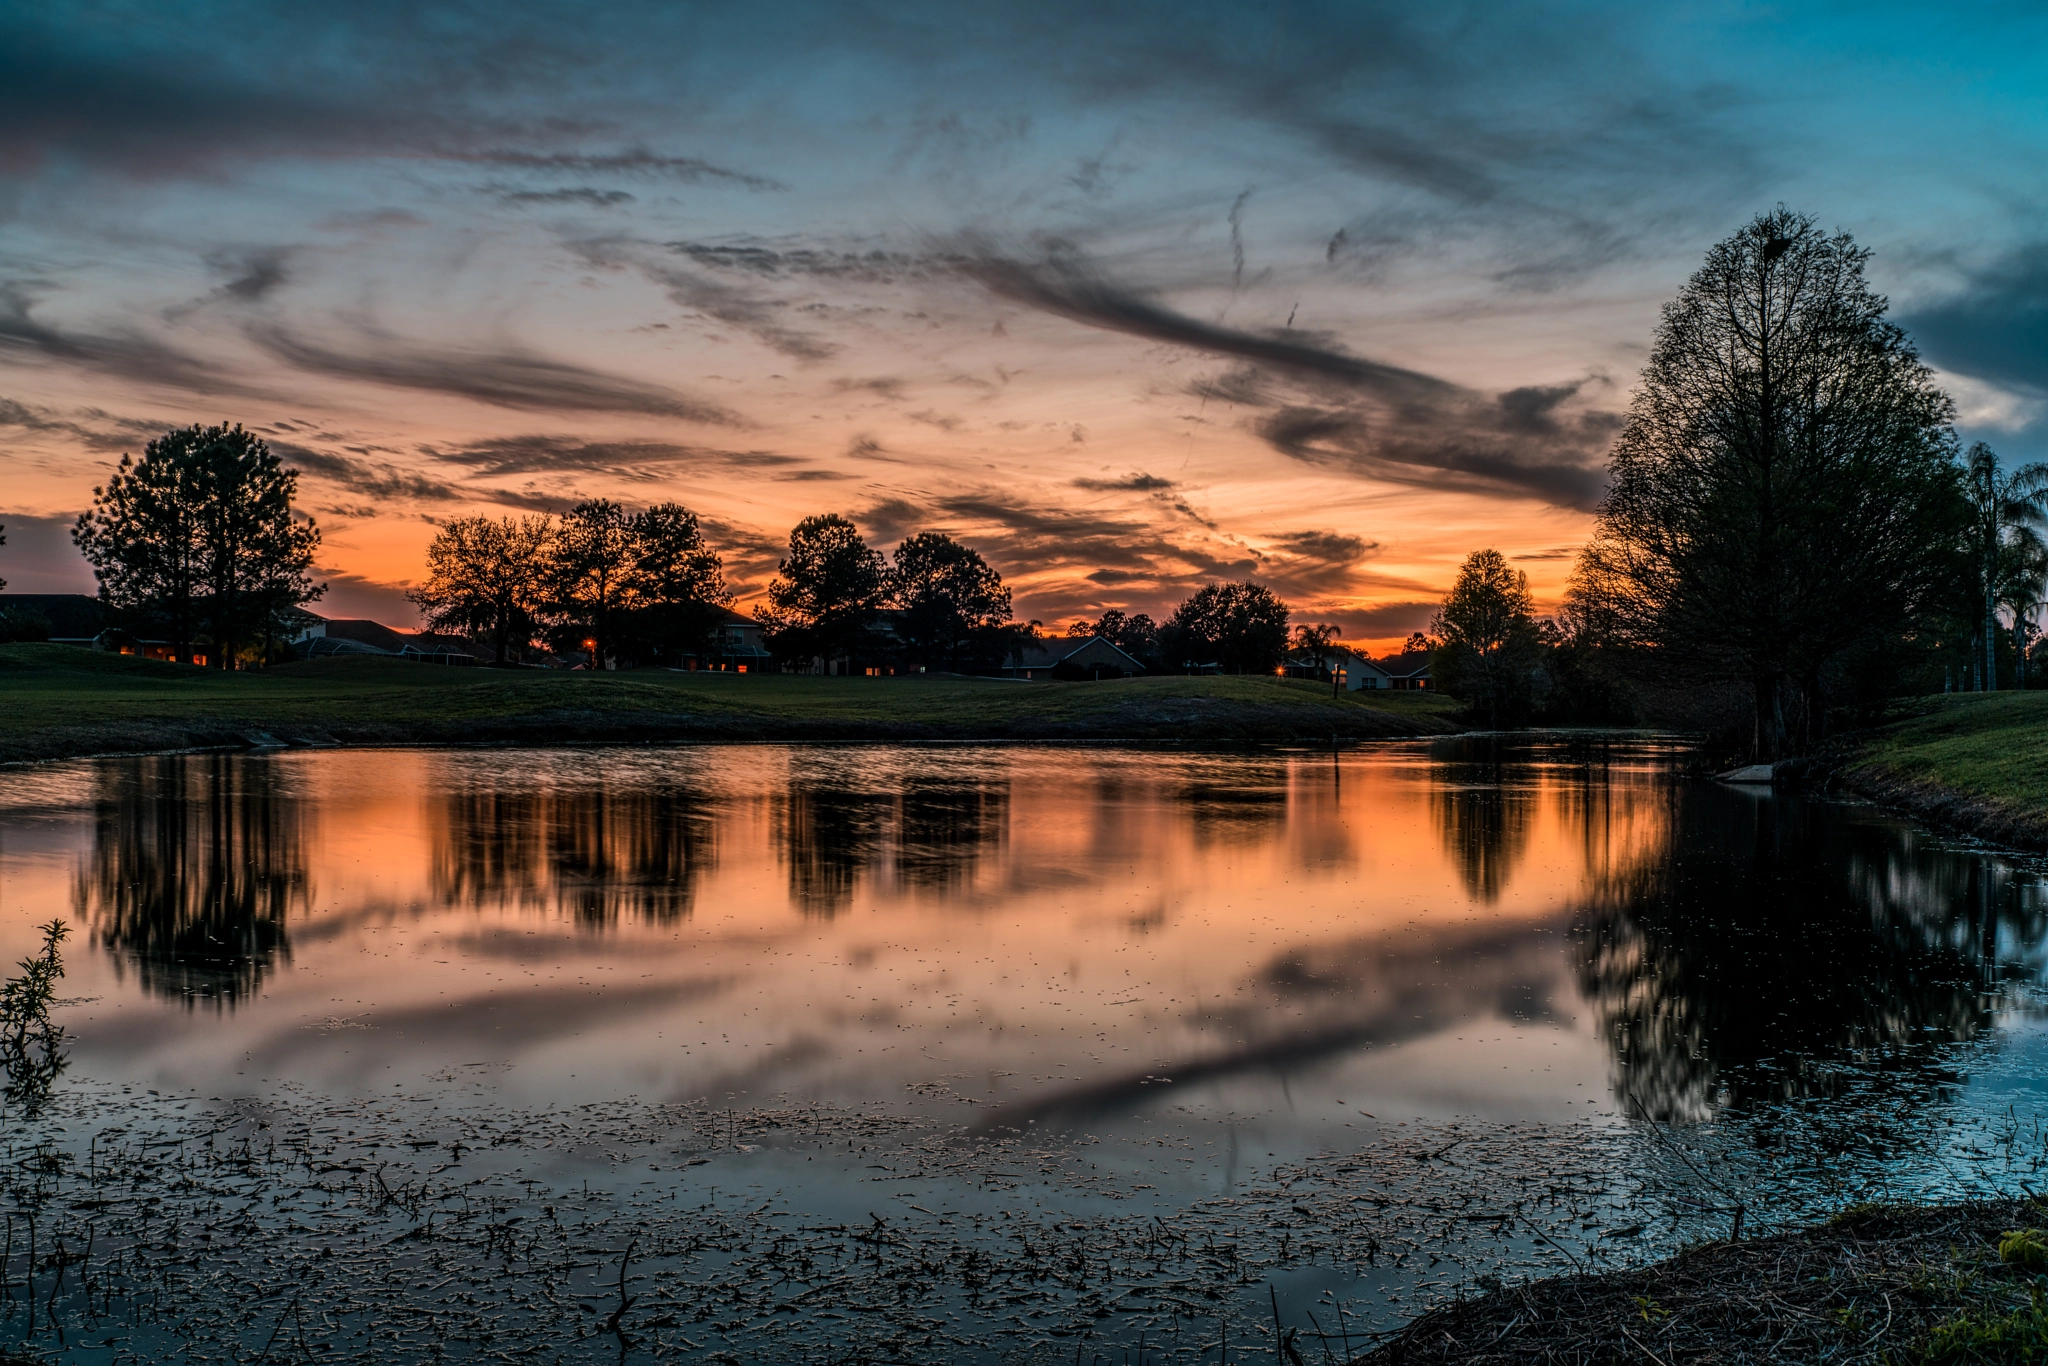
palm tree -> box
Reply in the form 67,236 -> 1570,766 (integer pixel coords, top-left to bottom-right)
1291,622 -> 1341,674
1963,443 -> 2048,690
1996,537 -> 2048,690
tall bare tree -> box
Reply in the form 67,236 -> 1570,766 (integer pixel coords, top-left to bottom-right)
1575,209 -> 1963,758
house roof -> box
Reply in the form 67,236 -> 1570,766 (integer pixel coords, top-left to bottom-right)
1288,646 -> 1390,675
1010,634 -> 1145,671
404,631 -> 486,658
0,594 -> 106,640
1377,649 -> 1432,678
317,618 -> 410,653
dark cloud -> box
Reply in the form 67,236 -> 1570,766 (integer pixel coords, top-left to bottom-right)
246,323 -> 740,423
0,283 -> 260,397
424,434 -> 800,480
0,511 -> 94,593
1905,243 -> 2048,398
574,242 -> 839,362
1072,472 -> 1174,492
273,442 -> 566,514
492,187 -> 635,208
1341,600 -> 1440,635
309,567 -> 420,626
213,248 -> 291,302
671,240 -> 933,286
958,250 -> 1618,508
464,149 -> 781,191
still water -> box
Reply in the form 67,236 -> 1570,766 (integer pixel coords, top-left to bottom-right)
0,737 -> 2044,1360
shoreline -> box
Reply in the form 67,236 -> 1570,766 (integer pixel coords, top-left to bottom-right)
1358,1199 -> 2041,1364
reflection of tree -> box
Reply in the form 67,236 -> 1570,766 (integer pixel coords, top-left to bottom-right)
1429,737 -> 1536,903
774,755 -> 1010,915
1178,768 -> 1288,848
75,755 -> 305,1007
895,778 -> 1006,894
1573,784 -> 2047,1122
431,779 -> 716,924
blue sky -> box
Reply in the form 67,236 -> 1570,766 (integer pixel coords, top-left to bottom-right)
1,1 -> 2043,637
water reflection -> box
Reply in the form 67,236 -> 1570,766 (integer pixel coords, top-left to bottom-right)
773,753 -> 1008,914
431,776 -> 719,923
73,755 -> 305,1006
30,739 -> 2048,1137
1573,783 -> 2048,1121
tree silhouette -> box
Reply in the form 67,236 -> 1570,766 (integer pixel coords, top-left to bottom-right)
1962,442 -> 2048,691
408,514 -> 554,665
757,514 -> 889,671
1574,209 -> 1964,757
889,532 -> 1011,671
74,424 -> 323,665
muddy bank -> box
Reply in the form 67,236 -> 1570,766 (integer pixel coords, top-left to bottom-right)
1360,1199 -> 2043,1365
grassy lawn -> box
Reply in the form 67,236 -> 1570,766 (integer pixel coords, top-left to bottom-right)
0,643 -> 1459,760
1840,690 -> 2048,843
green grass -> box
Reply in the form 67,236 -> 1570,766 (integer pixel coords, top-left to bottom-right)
0,643 -> 1460,761
1841,691 -> 2048,835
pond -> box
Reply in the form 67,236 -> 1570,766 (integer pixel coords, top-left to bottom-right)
0,737 -> 2043,1362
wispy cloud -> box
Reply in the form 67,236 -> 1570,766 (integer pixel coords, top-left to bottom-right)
246,323 -> 741,422
955,248 -> 1619,508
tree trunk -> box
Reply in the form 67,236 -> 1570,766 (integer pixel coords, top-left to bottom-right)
1985,591 -> 2000,691
1754,673 -> 1786,761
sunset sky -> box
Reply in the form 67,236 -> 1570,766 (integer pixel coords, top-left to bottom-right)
1,3 -> 2044,646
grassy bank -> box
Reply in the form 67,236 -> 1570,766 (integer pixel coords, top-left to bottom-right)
1363,1199 -> 2048,1365
0,642 -> 1459,763
1835,691 -> 2048,850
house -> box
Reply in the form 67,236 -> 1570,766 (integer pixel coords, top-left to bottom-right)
677,606 -> 774,671
1286,645 -> 1395,691
1377,649 -> 1433,690
401,631 -> 485,665
291,613 -> 410,658
0,593 -> 106,648
996,634 -> 1146,680
0,594 -> 185,660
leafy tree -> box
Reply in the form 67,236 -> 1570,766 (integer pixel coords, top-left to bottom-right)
1291,622 -> 1342,675
889,532 -> 1011,671
1401,631 -> 1434,654
1431,549 -> 1541,726
1070,608 -> 1159,668
1995,535 -> 2048,689
1961,442 -> 2048,691
549,500 -> 637,668
623,502 -> 733,665
1574,209 -> 1964,758
408,514 -> 555,665
73,424 -> 324,666
0,522 -> 7,592
1165,581 -> 1290,673
757,514 -> 889,670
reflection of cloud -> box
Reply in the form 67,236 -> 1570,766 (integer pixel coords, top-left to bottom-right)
976,917 -> 1567,1134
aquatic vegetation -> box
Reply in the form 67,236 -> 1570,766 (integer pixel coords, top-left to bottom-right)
0,922 -> 69,1119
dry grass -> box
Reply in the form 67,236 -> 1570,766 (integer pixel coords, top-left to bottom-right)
1357,1199 -> 2048,1365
